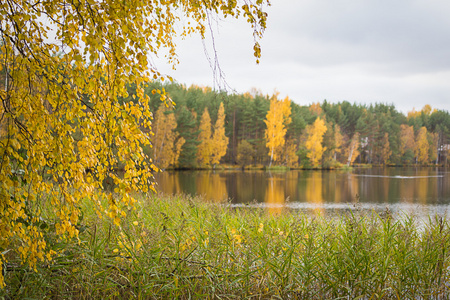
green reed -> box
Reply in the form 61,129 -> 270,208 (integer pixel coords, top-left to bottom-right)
2,194 -> 450,299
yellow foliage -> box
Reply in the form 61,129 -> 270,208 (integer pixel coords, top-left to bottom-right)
197,108 -> 213,167
400,124 -> 415,156
305,117 -> 327,167
265,176 -> 285,215
285,139 -> 299,167
198,103 -> 229,167
211,102 -> 229,166
346,133 -> 360,166
309,102 -> 323,116
415,127 -> 429,164
334,125 -> 344,156
153,105 -> 184,169
0,0 -> 269,286
264,95 -> 292,166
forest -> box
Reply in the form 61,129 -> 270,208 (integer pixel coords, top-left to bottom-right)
124,81 -> 450,169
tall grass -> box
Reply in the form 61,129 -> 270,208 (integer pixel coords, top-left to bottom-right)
2,194 -> 450,299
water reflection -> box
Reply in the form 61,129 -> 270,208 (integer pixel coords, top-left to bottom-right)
154,168 -> 450,217
304,172 -> 324,215
196,172 -> 228,202
265,175 -> 285,215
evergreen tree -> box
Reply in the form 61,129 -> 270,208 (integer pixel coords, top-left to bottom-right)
176,105 -> 199,168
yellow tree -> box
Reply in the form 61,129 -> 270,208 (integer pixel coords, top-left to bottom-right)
415,127 -> 429,164
285,139 -> 299,167
264,95 -> 292,166
347,133 -> 360,166
197,108 -> 213,167
153,105 -> 185,169
211,102 -> 229,166
0,0 -> 269,286
334,125 -> 344,161
400,124 -> 416,156
305,117 -> 328,167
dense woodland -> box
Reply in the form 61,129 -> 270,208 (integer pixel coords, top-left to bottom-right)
123,81 -> 450,169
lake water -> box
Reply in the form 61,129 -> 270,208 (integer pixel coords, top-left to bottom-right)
154,167 -> 450,218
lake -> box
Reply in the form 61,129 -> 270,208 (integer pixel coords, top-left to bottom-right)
154,167 -> 450,218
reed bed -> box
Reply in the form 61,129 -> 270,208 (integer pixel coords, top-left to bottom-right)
2,194 -> 450,299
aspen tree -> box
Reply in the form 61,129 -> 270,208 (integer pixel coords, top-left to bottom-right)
197,108 -> 213,167
400,125 -> 415,156
334,125 -> 344,161
264,95 -> 291,166
153,105 -> 185,169
415,127 -> 429,164
347,133 -> 360,166
211,102 -> 229,166
305,117 -> 328,167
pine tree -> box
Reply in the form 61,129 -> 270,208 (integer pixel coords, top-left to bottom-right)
176,106 -> 200,168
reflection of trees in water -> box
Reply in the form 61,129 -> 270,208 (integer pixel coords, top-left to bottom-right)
265,175 -> 285,215
285,171 -> 298,202
196,172 -> 228,202
416,170 -> 429,204
235,172 -> 257,204
348,174 -> 359,204
156,172 -> 181,195
399,178 -> 414,203
305,172 -> 324,215
155,168 -> 448,209
382,168 -> 390,203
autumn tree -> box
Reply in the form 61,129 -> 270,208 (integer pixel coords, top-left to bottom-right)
264,95 -> 292,166
285,139 -> 299,167
0,0 -> 269,286
347,133 -> 360,166
153,105 -> 185,169
334,125 -> 344,161
211,102 -> 229,166
197,108 -> 213,167
305,117 -> 328,167
415,127 -> 429,164
400,124 -> 415,163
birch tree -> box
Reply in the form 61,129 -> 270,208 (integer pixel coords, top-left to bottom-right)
264,95 -> 291,166
0,0 -> 270,285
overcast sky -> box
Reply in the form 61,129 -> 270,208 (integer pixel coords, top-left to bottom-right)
154,0 -> 450,114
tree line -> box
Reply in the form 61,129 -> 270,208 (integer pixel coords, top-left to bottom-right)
123,82 -> 450,169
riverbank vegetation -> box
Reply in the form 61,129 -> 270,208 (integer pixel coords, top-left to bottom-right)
130,82 -> 450,170
2,194 -> 450,299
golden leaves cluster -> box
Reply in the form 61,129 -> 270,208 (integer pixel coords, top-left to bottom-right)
264,95 -> 292,166
197,103 -> 229,167
0,0 -> 269,286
